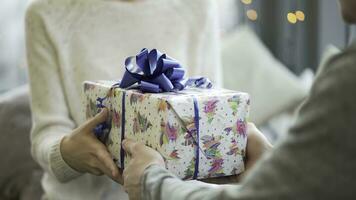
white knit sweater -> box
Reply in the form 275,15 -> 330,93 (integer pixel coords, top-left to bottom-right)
26,0 -> 221,199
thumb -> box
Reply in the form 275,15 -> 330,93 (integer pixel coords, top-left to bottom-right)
84,108 -> 109,131
122,139 -> 137,156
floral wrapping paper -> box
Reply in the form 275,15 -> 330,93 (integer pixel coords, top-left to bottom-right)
83,80 -> 250,180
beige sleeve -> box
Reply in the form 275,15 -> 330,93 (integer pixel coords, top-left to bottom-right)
141,48 -> 356,199
26,2 -> 82,183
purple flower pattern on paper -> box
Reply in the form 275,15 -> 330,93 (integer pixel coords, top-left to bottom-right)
112,109 -> 121,128
203,99 -> 219,123
133,110 -> 152,134
209,158 -> 224,176
158,100 -> 170,112
180,116 -> 197,147
223,119 -> 247,138
223,127 -> 233,136
169,149 -> 180,160
160,120 -> 179,146
84,83 -> 95,92
236,119 -> 247,138
226,138 -> 241,156
130,93 -> 145,105
201,135 -> 225,177
183,157 -> 196,179
183,132 -> 195,147
228,95 -> 240,116
86,97 -> 98,118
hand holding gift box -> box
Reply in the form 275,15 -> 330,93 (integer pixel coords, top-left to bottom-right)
83,48 -> 250,179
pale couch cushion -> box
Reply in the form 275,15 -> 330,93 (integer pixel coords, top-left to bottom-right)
260,44 -> 341,143
0,85 -> 43,200
221,26 -> 308,125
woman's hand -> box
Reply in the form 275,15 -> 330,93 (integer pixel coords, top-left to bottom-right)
239,123 -> 273,180
202,122 -> 273,184
122,139 -> 165,200
60,108 -> 122,183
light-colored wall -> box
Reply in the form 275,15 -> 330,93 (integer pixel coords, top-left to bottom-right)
0,0 -> 28,93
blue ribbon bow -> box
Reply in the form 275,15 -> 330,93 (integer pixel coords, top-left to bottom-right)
119,48 -> 211,93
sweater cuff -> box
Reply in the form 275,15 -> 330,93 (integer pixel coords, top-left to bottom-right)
141,164 -> 176,200
49,137 -> 82,182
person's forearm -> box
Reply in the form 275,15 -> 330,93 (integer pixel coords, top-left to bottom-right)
142,165 -> 240,200
31,127 -> 82,182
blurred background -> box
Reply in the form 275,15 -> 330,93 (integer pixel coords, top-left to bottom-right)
1,0 -> 354,93
0,0 -> 354,199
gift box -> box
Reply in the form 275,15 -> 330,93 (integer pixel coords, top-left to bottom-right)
83,81 -> 250,179
83,49 -> 250,179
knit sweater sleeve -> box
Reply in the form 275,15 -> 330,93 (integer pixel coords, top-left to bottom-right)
26,2 -> 82,183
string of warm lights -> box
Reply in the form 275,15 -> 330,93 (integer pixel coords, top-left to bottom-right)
240,0 -> 305,24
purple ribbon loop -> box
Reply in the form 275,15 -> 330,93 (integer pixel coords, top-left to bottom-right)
186,77 -> 213,89
119,48 -> 211,93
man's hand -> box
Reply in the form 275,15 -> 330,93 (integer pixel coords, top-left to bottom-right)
60,108 -> 122,183
122,139 -> 165,200
240,123 -> 273,180
120,122 -> 272,199
202,123 -> 273,184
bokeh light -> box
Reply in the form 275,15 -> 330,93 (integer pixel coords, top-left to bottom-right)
241,0 -> 252,5
287,13 -> 297,24
246,9 -> 258,21
295,10 -> 305,21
